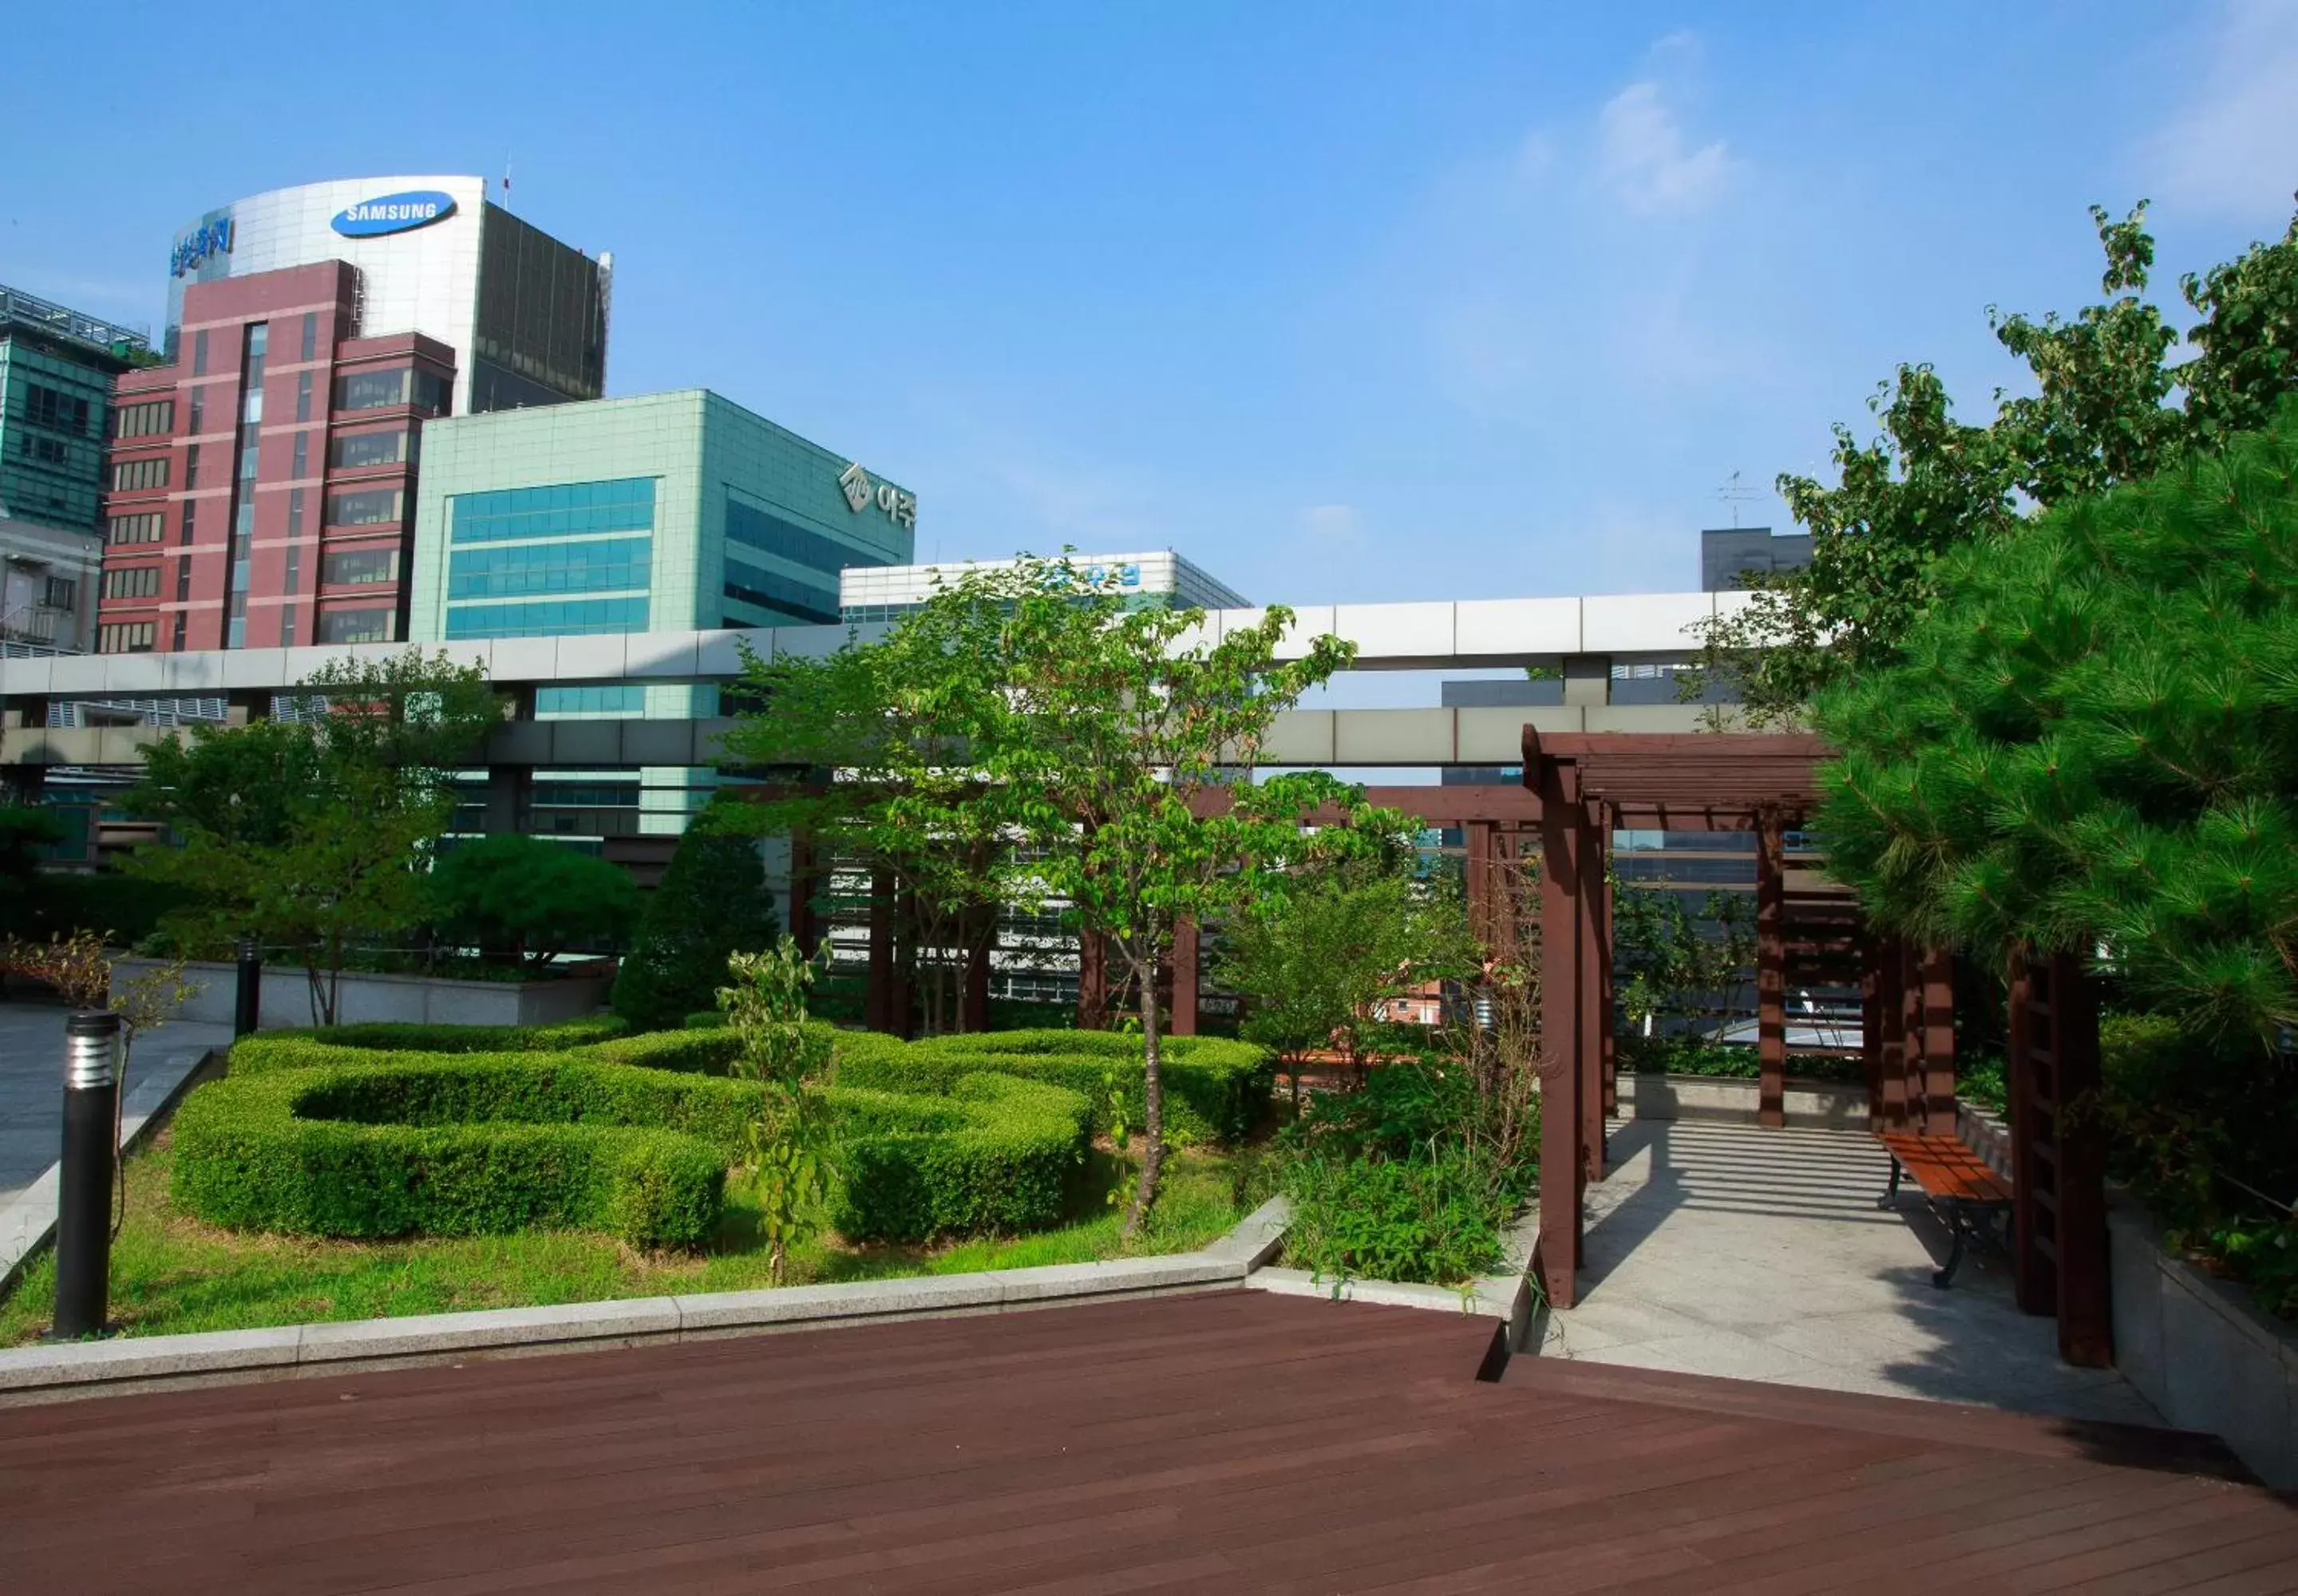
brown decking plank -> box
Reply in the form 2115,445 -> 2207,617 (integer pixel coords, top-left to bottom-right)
1987,1501 -> 2298,1593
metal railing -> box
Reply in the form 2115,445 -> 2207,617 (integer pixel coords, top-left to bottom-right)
0,283 -> 151,358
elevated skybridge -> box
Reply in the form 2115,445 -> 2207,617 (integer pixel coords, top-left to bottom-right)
0,589 -> 1753,771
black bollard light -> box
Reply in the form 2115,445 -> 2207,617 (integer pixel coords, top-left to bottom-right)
234,934 -> 262,1037
51,1010 -> 120,1341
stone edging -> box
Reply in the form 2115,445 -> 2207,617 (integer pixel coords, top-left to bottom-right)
0,1195 -> 1297,1407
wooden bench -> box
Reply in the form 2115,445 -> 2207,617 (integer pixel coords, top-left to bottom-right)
1874,1132 -> 2013,1289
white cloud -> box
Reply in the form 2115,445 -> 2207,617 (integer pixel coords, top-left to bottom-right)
2142,0 -> 2298,221
1596,81 -> 1738,215
1297,504 -> 1363,545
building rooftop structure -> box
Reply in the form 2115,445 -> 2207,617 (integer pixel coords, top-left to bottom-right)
1701,525 -> 1813,592
0,283 -> 152,371
840,550 -> 1246,623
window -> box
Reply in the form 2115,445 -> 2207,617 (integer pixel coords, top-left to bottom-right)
723,559 -> 840,625
18,436 -> 68,466
330,429 -> 412,470
300,313 -> 317,362
322,547 -> 400,586
99,621 -> 156,654
192,330 -> 208,376
292,432 -> 308,479
171,614 -> 187,650
113,401 -> 173,440
109,456 -> 169,492
284,546 -> 301,596
326,487 -> 404,527
188,389 -> 205,434
180,500 -> 196,544
448,477 -> 655,544
287,488 -> 304,535
184,443 -> 201,488
101,566 -> 162,600
25,385 -> 91,436
446,536 -> 650,600
280,610 -> 296,647
295,370 -> 313,423
176,559 -> 190,601
443,596 -> 648,640
42,577 -> 75,610
316,607 -> 394,645
334,367 -> 450,414
105,512 -> 164,546
243,322 -> 267,383
536,685 -> 647,717
724,494 -> 892,579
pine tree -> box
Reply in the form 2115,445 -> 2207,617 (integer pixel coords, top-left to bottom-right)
1814,396 -> 2298,1043
612,814 -> 777,1031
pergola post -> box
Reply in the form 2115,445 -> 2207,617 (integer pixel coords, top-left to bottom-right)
960,903 -> 992,1033
1075,931 -> 1109,1031
1536,760 -> 1586,1306
1465,820 -> 1498,951
1169,915 -> 1200,1037
1920,946 -> 1956,1131
865,868 -> 904,1036
1754,809 -> 1787,1129
1876,938 -> 1908,1128
1597,843 -> 1617,1120
1861,938 -> 1885,1130
785,830 -> 821,956
2006,949 -> 2114,1366
1577,811 -> 1606,1183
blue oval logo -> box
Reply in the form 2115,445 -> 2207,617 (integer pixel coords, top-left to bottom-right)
330,190 -> 458,239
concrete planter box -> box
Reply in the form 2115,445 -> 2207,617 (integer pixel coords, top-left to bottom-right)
1957,1100 -> 2013,1180
111,957 -> 612,1031
1619,1072 -> 1867,1128
2109,1189 -> 2297,1488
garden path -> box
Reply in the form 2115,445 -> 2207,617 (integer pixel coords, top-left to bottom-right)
1533,1116 -> 2162,1424
0,1003 -> 231,1280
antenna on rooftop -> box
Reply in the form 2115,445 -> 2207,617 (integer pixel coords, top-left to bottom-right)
1716,470 -> 1762,528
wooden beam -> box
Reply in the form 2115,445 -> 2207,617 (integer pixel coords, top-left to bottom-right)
1578,812 -> 1606,1184
1920,946 -> 1956,1131
1755,810 -> 1786,1128
1169,915 -> 1200,1037
1537,760 -> 1585,1308
2052,953 -> 2114,1369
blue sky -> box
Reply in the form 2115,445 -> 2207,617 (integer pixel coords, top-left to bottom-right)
7,2 -> 2296,609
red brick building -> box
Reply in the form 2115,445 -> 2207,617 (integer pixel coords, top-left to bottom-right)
97,263 -> 453,653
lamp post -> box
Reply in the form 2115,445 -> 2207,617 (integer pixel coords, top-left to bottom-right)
234,934 -> 261,1037
50,1010 -> 120,1341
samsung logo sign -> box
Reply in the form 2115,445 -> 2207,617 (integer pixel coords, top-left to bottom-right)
330,191 -> 458,239
169,219 -> 234,279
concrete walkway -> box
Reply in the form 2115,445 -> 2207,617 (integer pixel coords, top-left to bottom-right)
1534,1116 -> 2162,1425
0,1003 -> 232,1283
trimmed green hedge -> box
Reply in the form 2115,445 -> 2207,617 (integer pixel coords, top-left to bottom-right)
825,1073 -> 1091,1241
180,1023 -> 1094,1247
172,1056 -> 750,1246
830,1028 -> 1274,1144
227,1014 -> 627,1071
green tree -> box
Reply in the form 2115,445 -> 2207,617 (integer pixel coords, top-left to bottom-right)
1610,882 -> 1755,1043
612,806 -> 777,1030
127,650 -> 498,1023
717,581 -> 1012,1034
1813,397 -> 2298,1043
977,556 -> 1381,1234
716,938 -> 833,1283
429,833 -> 640,971
1696,200 -> 2298,725
1215,858 -> 1467,1101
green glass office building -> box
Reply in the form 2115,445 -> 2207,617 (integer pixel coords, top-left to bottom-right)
409,389 -> 914,650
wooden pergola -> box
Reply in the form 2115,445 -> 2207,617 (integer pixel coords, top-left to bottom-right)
1525,729 -> 2110,1366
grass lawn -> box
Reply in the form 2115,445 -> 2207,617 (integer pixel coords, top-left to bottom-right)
0,1135 -> 1247,1345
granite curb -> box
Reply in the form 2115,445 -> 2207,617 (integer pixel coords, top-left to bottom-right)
1240,1197 -> 1540,1351
0,1207 -> 1273,1404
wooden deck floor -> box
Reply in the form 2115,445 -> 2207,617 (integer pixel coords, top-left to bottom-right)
0,1291 -> 2290,1593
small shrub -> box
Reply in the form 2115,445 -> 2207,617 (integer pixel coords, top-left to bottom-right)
1281,1148 -> 1515,1286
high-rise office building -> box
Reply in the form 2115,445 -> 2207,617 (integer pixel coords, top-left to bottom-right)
162,176 -> 610,415
1,282 -> 151,535
97,177 -> 611,653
